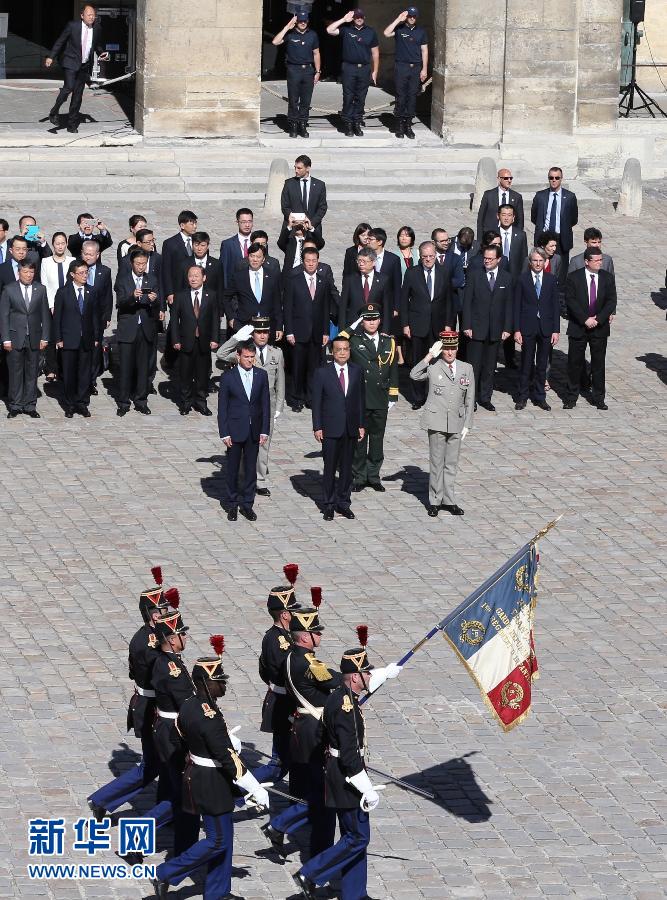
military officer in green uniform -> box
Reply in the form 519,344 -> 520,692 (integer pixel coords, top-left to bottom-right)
339,302 -> 399,492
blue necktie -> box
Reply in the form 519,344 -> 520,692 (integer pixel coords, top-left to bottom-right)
535,274 -> 541,298
57,261 -> 65,288
88,267 -> 95,286
426,268 -> 433,300
253,272 -> 261,302
548,193 -> 558,232
0,245 -> 4,264
77,288 -> 84,315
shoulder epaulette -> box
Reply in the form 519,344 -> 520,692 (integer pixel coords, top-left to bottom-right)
305,652 -> 333,682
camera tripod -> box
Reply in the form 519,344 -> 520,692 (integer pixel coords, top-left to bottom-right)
619,26 -> 667,118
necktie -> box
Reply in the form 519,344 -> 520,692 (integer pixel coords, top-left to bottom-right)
426,268 -> 433,300
57,261 -> 64,288
24,286 -> 30,308
309,276 -> 316,299
259,347 -> 265,365
363,275 -> 370,301
448,362 -> 454,378
535,274 -> 541,298
502,191 -> 507,205
88,267 -> 94,286
186,238 -> 192,256
488,271 -> 495,291
338,366 -> 346,394
253,271 -> 262,302
438,254 -> 444,265
243,239 -> 249,258
406,255 -> 413,267
77,288 -> 84,314
193,290 -> 200,337
589,274 -> 597,315
301,178 -> 308,210
243,370 -> 251,399
548,192 -> 558,232
0,245 -> 4,263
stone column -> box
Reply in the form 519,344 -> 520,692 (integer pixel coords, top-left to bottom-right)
135,0 -> 262,138
575,0 -> 623,128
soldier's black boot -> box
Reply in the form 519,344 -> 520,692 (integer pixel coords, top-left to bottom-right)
404,119 -> 416,139
353,121 -> 363,136
344,121 -> 354,136
395,118 -> 404,138
299,120 -> 309,138
289,120 -> 298,138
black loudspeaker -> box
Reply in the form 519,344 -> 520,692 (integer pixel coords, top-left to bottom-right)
629,0 -> 645,25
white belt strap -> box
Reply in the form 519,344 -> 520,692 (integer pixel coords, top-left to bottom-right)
157,709 -> 178,720
189,753 -> 222,768
287,654 -> 324,721
298,705 -> 324,720
269,682 -> 287,695
135,684 -> 156,698
328,746 -> 364,759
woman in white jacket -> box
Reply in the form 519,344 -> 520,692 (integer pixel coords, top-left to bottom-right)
39,232 -> 73,381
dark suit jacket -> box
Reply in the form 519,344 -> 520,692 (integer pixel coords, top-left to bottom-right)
217,365 -> 270,442
114,270 -> 161,343
343,245 -> 362,278
0,281 -> 50,349
284,269 -> 332,343
311,362 -> 365,438
68,231 -> 113,259
170,288 -> 221,352
531,188 -> 579,252
118,251 -> 163,301
0,259 -> 20,289
339,272 -> 390,333
451,240 -> 480,273
477,187 -> 525,235
235,254 -> 282,283
228,266 -> 283,332
280,176 -> 328,233
375,250 -> 402,317
161,233 -> 192,299
277,225 -> 325,274
461,268 -> 514,340
177,255 -> 223,310
468,253 -> 510,275
86,263 -> 113,324
513,271 -> 560,338
220,235 -> 248,291
400,264 -> 454,338
292,262 -> 340,323
498,228 -> 528,281
565,269 -> 617,339
49,20 -> 103,71
52,282 -> 102,351
439,250 -> 465,290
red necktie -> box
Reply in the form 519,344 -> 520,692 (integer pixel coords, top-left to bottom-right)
438,254 -> 444,265
363,275 -> 370,302
309,276 -> 316,299
243,239 -> 248,258
338,366 -> 346,394
589,275 -> 597,315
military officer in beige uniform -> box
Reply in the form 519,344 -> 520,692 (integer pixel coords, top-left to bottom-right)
217,315 -> 285,496
410,329 -> 474,517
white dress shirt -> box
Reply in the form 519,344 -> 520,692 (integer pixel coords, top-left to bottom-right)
41,255 -> 74,309
81,22 -> 93,63
333,362 -> 348,395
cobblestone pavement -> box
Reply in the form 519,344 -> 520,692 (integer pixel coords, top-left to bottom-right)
1,174 -> 666,900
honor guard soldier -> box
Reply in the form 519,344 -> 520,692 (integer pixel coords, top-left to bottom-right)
87,567 -> 174,831
327,9 -> 380,137
384,7 -> 428,139
272,13 -> 321,138
294,626 -> 401,900
340,302 -> 398,492
153,636 -> 268,900
152,605 -> 201,856
410,330 -> 475,517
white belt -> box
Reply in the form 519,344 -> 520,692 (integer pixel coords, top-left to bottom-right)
157,709 -> 178,720
189,752 -> 221,768
328,747 -> 364,758
297,706 -> 323,720
135,685 -> 156,698
269,682 -> 287,695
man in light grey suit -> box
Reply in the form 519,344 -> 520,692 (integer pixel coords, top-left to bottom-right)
410,329 -> 474,517
0,261 -> 50,418
217,315 -> 285,497
567,227 -> 615,277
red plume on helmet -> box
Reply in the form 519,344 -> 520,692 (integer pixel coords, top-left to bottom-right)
151,566 -> 163,586
210,634 -> 225,657
164,587 -> 180,609
356,625 -> 368,648
283,563 -> 299,585
310,587 -> 322,608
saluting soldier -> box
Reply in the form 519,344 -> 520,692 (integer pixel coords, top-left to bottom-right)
294,626 -> 401,900
153,636 -> 269,900
410,330 -> 475,518
327,9 -> 380,137
340,302 -> 398,492
272,12 -> 321,139
383,7 -> 429,139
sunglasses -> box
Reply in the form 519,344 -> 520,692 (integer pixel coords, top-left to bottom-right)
548,175 -> 562,181
499,176 -> 513,181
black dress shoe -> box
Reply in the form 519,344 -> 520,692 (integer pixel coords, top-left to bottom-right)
88,800 -> 107,823
7,410 -> 20,419
443,504 -> 464,516
405,123 -> 416,139
240,506 -> 257,521
195,404 -> 212,416
117,407 -> 129,417
344,123 -> 354,136
596,401 -> 608,410
293,871 -> 317,899
299,122 -> 310,138
292,401 -> 304,412
352,483 -> 365,493
563,400 -> 576,410
66,125 -> 78,133
336,507 -> 355,519
289,122 -> 298,138
78,407 -> 91,418
514,400 -> 526,410
135,405 -> 151,415
411,402 -> 423,411
256,487 -> 271,497
89,385 -> 98,396
369,482 -> 386,492
323,509 -> 334,521
427,505 -> 439,517
479,401 -> 496,412
48,111 -> 59,126
180,406 -> 190,416
227,507 -> 238,521
535,400 -> 551,411
261,821 -> 285,853
26,410 -> 41,418
395,120 -> 405,138
65,410 -> 74,419
151,878 -> 169,899
353,122 -> 363,136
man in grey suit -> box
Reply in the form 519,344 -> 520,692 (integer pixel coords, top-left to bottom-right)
410,330 -> 474,517
567,227 -> 615,276
217,315 -> 285,497
0,261 -> 50,418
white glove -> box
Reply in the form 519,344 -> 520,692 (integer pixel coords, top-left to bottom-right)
348,770 -> 381,811
234,770 -> 270,810
235,324 -> 254,341
388,401 -> 396,411
429,340 -> 442,357
461,427 -> 469,441
349,316 -> 363,331
367,663 -> 402,694
229,725 -> 242,754
274,410 -> 281,420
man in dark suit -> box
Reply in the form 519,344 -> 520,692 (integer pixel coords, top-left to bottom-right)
118,232 -> 164,390
0,237 -> 29,289
477,168 -> 524,235
80,240 -> 112,393
451,227 -> 479,273
563,248 -> 617,411
432,229 -> 465,289
218,341 -> 270,522
177,232 -> 222,309
220,208 -> 254,292
513,248 -> 560,411
227,243 -> 283,338
114,250 -> 161,416
45,4 -> 109,133
462,245 -> 513,411
497,205 -> 528,282
160,211 -> 198,304
311,335 -> 365,520
297,239 -> 341,326
0,261 -> 50,418
531,167 -> 578,286
339,248 -> 390,335
277,219 -> 325,276
67,213 -> 113,258
280,155 -> 328,239
171,264 -> 220,416
284,247 -> 332,410
367,227 -> 401,322
53,258 -> 103,417
400,241 -> 454,408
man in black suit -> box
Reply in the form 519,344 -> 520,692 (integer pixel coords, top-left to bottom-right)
563,248 -> 617,411
0,262 -> 50,418
477,168 -> 524,235
45,4 -> 109,133
513,248 -> 560,411
160,210 -> 198,305
0,236 -> 29,289
227,243 -> 283,338
53,259 -> 103,417
462,245 -> 513,411
67,213 -> 113,258
451,227 -> 479,273
118,232 -> 164,391
217,341 -> 270,522
367,227 -> 402,324
177,231 -> 222,309
311,335 -> 365,520
277,218 -> 325,276
400,241 -> 454,409
280,155 -> 328,239
80,240 -> 112,393
339,248 -> 390,335
114,250 -> 161,416
171,264 -> 220,416
531,167 -> 579,286
298,238 -> 341,327
284,247 -> 332,410
497,204 -> 528,368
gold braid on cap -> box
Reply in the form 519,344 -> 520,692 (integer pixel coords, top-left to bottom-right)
342,650 -> 368,672
270,587 -> 295,608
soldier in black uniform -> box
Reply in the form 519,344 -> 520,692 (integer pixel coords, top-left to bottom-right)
272,12 -> 321,138
384,7 -> 429,138
294,627 -> 402,900
340,302 -> 399,491
153,636 -> 269,899
327,9 -> 380,137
